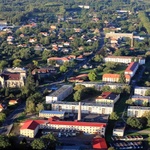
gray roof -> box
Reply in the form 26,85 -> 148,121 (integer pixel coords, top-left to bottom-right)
39,110 -> 65,115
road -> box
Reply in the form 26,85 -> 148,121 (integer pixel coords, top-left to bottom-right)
0,102 -> 25,135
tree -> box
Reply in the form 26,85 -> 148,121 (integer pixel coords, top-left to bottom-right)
93,55 -> 103,62
5,87 -> 9,97
33,60 -> 38,66
126,99 -> 133,105
108,147 -> 115,150
31,139 -> 45,150
0,113 -> 6,122
88,71 -> 97,81
60,65 -> 67,73
74,84 -> 85,91
119,72 -> 126,83
109,112 -> 119,120
26,101 -> 35,113
13,59 -> 22,67
145,89 -> 150,96
73,90 -> 82,101
0,60 -> 8,70
127,117 -> 143,129
101,86 -> 111,92
0,135 -> 11,149
36,103 -> 44,112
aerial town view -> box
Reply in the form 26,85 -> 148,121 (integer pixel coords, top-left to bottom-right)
0,0 -> 150,150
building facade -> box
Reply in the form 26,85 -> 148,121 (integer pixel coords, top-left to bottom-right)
104,56 -> 145,65
102,74 -> 131,83
127,106 -> 150,117
51,102 -> 114,115
46,85 -> 73,104
134,86 -> 150,96
39,110 -> 65,119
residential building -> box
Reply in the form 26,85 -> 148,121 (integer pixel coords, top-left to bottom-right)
39,110 -> 65,119
47,57 -> 72,65
134,86 -> 150,96
131,95 -> 150,106
125,62 -> 139,77
51,102 -> 114,115
32,67 -> 56,78
46,85 -> 73,104
9,100 -> 18,105
0,104 -> 6,112
113,122 -> 126,137
20,117 -> 107,138
104,56 -> 145,65
102,74 -> 131,83
96,92 -> 120,104
20,120 -> 46,138
92,137 -> 108,150
127,106 -> 150,117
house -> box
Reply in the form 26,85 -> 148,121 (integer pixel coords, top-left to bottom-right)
20,120 -> 47,138
0,67 -> 26,88
0,104 -> 6,112
51,101 -> 114,115
113,121 -> 126,137
104,56 -> 145,65
125,62 -> 139,77
46,85 -> 73,103
131,95 -> 150,106
7,36 -> 14,42
102,74 -> 131,83
92,137 -> 107,150
9,100 -> 18,105
96,92 -> 120,104
34,45 -> 44,51
127,106 -> 150,117
47,57 -> 71,65
39,110 -> 65,119
76,55 -> 85,61
32,67 -> 56,78
134,86 -> 150,96
29,38 -> 37,43
69,74 -> 88,82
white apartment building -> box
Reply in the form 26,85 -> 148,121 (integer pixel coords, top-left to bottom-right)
104,56 -> 145,65
46,85 -> 73,103
39,110 -> 65,119
131,95 -> 150,106
51,102 -> 114,115
134,86 -> 150,96
127,106 -> 150,117
113,122 -> 126,137
124,62 -> 139,77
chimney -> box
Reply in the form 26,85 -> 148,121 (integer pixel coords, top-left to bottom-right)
77,102 -> 81,121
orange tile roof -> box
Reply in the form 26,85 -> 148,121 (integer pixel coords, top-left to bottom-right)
92,137 -> 107,150
103,74 -> 120,79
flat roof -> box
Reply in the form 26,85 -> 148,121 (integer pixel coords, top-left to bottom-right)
39,110 -> 65,115
134,86 -> 150,90
47,85 -> 72,97
52,101 -> 113,107
128,106 -> 150,110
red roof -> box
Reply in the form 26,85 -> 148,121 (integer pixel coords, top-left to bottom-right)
48,118 -> 106,127
20,120 -> 46,130
2,73 -> 20,80
92,137 -> 108,150
103,73 -> 131,79
125,62 -> 138,72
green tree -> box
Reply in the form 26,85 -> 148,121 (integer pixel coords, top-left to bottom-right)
109,112 -> 119,120
60,65 -> 67,73
119,72 -> 126,83
145,89 -> 150,96
74,84 -> 85,91
127,117 -> 143,129
73,90 -> 82,101
13,59 -> 22,67
0,113 -> 6,122
26,101 -> 35,113
93,55 -> 103,62
31,139 -> 45,150
0,60 -> 8,70
5,87 -> 9,97
0,135 -> 11,149
33,60 -> 38,66
36,103 -> 44,112
88,71 -> 97,81
108,147 -> 115,150
126,99 -> 133,105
